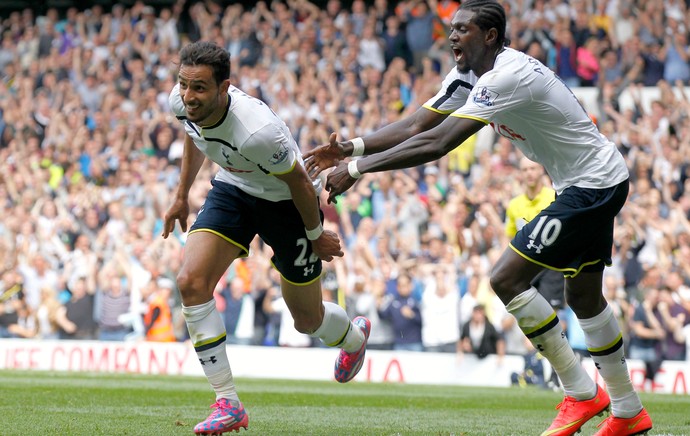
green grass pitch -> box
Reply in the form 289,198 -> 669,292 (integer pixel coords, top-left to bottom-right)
1,370 -> 688,435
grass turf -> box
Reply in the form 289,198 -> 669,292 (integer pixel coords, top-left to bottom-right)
0,370 -> 688,435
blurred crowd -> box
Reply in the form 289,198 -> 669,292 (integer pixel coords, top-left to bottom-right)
1,0 -> 689,382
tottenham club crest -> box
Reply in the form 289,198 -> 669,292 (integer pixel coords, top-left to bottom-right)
473,86 -> 498,107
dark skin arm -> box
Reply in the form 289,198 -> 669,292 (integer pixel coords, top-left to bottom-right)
324,116 -> 486,203
303,107 -> 447,178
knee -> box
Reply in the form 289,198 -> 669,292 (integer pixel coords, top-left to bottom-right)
489,267 -> 509,296
176,271 -> 213,306
490,265 -> 521,303
490,265 -> 537,305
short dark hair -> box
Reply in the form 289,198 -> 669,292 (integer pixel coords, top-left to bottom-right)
459,0 -> 508,47
178,41 -> 231,85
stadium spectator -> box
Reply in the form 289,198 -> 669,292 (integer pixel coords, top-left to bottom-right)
143,277 -> 176,342
612,2 -> 636,47
510,341 -> 547,388
420,264 -> 461,352
640,41 -> 666,86
0,270 -> 26,338
379,272 -> 424,351
344,259 -> 371,314
17,253 -> 60,311
352,271 -> 396,350
435,0 -> 460,29
372,0 -> 395,35
358,22 -> 386,72
399,0 -> 442,74
628,286 -> 666,391
4,296 -> 36,338
221,276 -> 255,345
350,0 -> 368,37
495,298 -> 529,357
603,274 -> 631,345
96,251 -> 133,341
661,31 -> 690,85
656,285 -> 688,361
576,37 -> 601,87
381,15 -> 411,68
64,233 -> 99,292
460,303 -> 504,359
56,276 -> 97,340
262,277 -> 313,348
598,48 -> 625,88
666,269 -> 690,314
459,267 -> 483,324
33,286 -> 62,339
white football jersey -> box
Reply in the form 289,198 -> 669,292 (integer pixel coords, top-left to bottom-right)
451,48 -> 629,194
169,84 -> 319,202
422,68 -> 478,114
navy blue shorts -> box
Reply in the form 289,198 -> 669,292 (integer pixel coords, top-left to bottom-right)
190,179 -> 323,284
510,179 -> 629,277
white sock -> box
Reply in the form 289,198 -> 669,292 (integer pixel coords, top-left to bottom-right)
310,302 -> 364,352
579,305 -> 643,418
182,299 -> 239,404
507,287 -> 597,400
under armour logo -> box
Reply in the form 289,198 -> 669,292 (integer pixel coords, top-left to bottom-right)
526,239 -> 543,253
303,265 -> 314,276
595,362 -> 601,370
536,344 -> 544,352
199,356 -> 217,365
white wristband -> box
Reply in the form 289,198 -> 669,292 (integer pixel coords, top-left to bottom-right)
305,223 -> 324,240
350,137 -> 365,157
347,160 -> 362,179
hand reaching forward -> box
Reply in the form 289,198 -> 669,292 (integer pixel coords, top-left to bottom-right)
325,161 -> 357,204
311,229 -> 344,262
303,132 -> 345,179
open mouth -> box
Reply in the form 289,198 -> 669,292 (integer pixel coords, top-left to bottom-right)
452,47 -> 464,62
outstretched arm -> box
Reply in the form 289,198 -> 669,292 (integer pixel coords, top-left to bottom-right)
352,106 -> 448,155
324,116 -> 485,203
304,107 -> 447,177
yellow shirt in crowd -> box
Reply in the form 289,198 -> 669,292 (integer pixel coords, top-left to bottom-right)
504,186 -> 556,238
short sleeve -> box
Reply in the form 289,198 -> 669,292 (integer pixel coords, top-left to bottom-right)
451,69 -> 525,124
422,69 -> 475,114
239,124 -> 297,175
